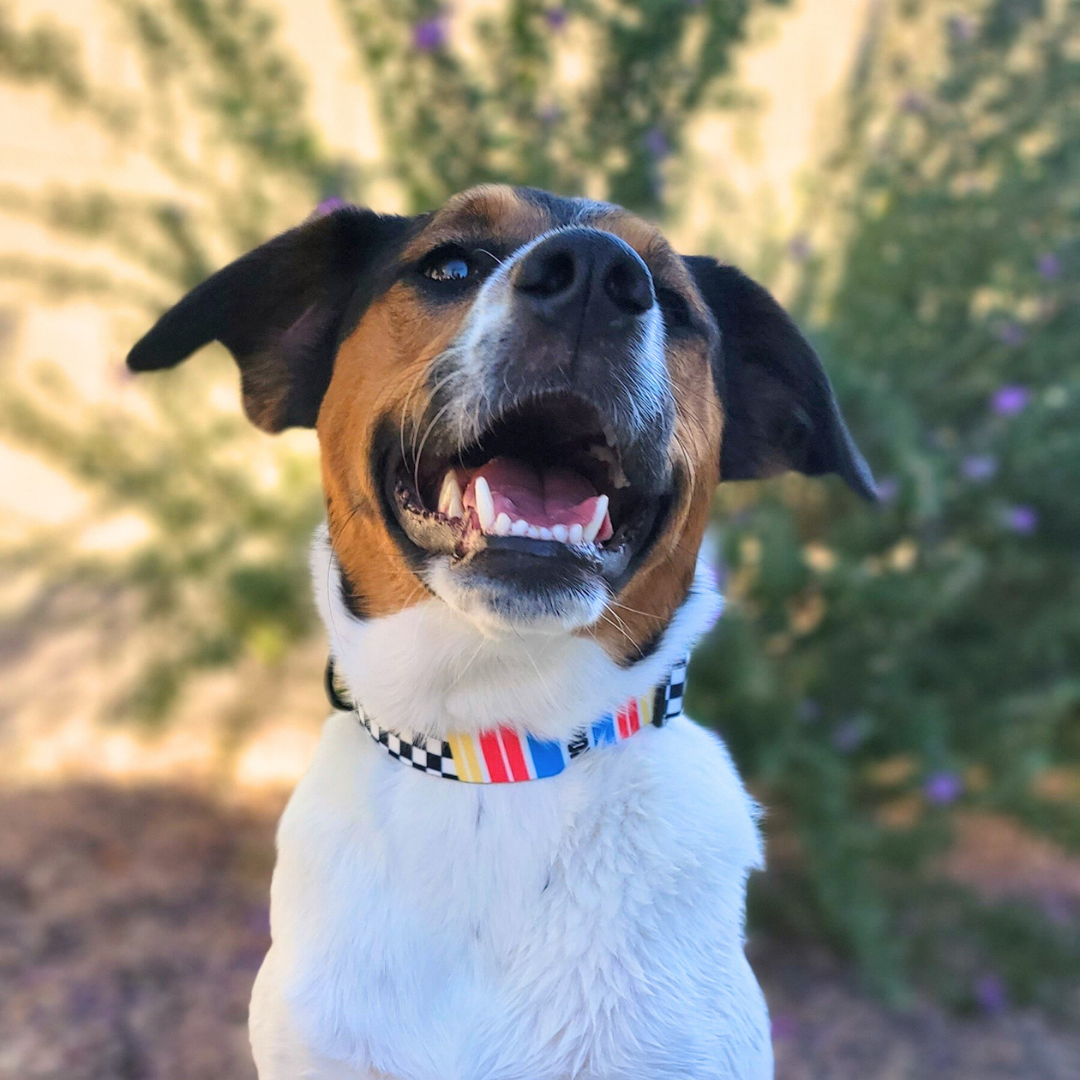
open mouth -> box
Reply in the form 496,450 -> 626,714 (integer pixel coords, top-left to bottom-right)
383,394 -> 671,583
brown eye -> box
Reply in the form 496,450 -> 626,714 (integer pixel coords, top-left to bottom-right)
656,286 -> 691,330
425,256 -> 471,282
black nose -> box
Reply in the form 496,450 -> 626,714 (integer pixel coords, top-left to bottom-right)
513,228 -> 654,320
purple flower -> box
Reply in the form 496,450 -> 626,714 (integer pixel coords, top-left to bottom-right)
991,384 -> 1030,416
974,973 -> 1008,1015
924,770 -> 963,805
875,476 -> 899,503
643,126 -> 670,160
1005,505 -> 1039,535
246,904 -> 271,936
946,14 -> 977,43
67,982 -> 106,1022
314,196 -> 347,217
412,16 -> 447,53
770,1013 -> 798,1041
961,453 -> 998,482
537,103 -> 562,125
1037,252 -> 1062,281
900,90 -> 929,113
787,233 -> 812,263
544,7 -> 567,30
1040,891 -> 1073,928
995,322 -> 1026,347
832,719 -> 866,753
797,698 -> 821,724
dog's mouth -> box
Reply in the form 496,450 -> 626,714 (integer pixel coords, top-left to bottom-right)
382,394 -> 672,585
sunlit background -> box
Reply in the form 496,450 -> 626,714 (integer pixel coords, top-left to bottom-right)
1,1 -> 1078,1077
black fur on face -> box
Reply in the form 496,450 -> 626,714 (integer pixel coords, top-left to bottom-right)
127,207 -> 418,432
685,257 -> 877,500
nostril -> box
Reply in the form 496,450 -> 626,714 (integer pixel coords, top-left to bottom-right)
604,257 -> 654,315
515,249 -> 577,299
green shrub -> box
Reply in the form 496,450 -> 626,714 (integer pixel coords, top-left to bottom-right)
691,0 -> 1080,1004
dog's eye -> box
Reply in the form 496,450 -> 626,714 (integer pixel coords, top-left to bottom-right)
424,256 -> 471,282
656,286 -> 692,330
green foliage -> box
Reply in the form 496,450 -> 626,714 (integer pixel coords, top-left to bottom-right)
692,0 -> 1080,1005
1,357 -> 323,724
337,0 -> 782,212
1,0 -> 343,723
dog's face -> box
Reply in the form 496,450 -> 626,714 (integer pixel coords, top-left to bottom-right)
129,185 -> 874,662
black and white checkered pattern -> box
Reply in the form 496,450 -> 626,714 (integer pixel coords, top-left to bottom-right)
361,715 -> 462,780
652,655 -> 687,727
566,731 -> 590,759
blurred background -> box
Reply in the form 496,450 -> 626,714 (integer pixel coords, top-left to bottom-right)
1,0 -> 1078,1077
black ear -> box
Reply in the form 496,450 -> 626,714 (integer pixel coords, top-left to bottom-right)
127,206 -> 413,432
684,256 -> 877,501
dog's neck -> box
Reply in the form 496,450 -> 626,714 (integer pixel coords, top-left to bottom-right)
312,525 -> 721,742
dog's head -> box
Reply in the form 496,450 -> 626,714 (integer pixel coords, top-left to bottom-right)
129,185 -> 874,661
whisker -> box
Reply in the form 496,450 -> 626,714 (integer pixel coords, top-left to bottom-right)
510,628 -> 561,714
607,599 -> 667,623
594,608 -> 638,650
445,636 -> 490,692
412,400 -> 454,496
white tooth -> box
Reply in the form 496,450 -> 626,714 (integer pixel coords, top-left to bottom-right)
438,470 -> 464,519
551,524 -> 569,543
583,494 -> 609,544
539,527 -> 553,541
494,512 -> 511,536
511,518 -> 529,536
526,525 -> 541,539
474,475 -> 496,531
568,523 -> 584,545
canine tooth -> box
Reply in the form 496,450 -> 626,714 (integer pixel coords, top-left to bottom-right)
438,470 -> 464,519
583,494 -> 609,544
539,527 -> 553,541
474,475 -> 496,531
526,525 -> 541,539
511,518 -> 529,536
551,524 -> 569,543
568,523 -> 584,545
494,512 -> 511,536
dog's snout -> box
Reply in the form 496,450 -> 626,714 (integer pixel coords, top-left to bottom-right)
453,223 -> 672,473
513,228 -> 654,320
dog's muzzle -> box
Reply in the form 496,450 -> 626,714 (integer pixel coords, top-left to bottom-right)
377,227 -> 679,625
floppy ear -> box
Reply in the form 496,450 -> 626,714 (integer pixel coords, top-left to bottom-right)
684,256 -> 877,500
127,206 -> 413,432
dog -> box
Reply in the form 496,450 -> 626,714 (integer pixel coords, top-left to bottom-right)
128,184 -> 875,1080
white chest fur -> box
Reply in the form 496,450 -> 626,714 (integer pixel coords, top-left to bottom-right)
248,532 -> 772,1079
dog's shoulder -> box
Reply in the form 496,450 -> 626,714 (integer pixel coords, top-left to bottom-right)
640,713 -> 764,872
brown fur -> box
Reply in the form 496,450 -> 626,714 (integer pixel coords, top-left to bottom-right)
587,335 -> 722,662
319,185 -> 724,660
402,184 -> 552,262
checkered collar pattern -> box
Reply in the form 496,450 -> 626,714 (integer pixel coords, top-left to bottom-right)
325,657 -> 687,783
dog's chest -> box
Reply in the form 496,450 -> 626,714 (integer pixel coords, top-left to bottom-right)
267,713 -> 766,1079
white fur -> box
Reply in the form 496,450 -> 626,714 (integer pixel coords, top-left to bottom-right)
249,528 -> 773,1079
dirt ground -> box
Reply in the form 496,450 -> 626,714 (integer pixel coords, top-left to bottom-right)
1,784 -> 1078,1080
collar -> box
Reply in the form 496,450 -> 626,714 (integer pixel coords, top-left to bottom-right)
324,656 -> 687,783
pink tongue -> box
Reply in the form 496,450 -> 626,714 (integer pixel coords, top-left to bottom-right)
462,457 -> 613,539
